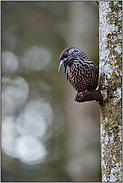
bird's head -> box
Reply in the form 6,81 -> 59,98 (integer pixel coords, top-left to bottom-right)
58,47 -> 76,73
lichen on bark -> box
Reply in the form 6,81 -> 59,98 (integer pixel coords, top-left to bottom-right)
99,1 -> 122,182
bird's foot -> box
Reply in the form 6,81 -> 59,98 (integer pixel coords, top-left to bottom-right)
75,93 -> 80,102
82,89 -> 88,97
74,89 -> 103,105
75,90 -> 88,102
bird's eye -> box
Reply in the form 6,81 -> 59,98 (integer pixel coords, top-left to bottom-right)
63,51 -> 68,58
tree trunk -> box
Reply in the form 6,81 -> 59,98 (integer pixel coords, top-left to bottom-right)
99,1 -> 122,182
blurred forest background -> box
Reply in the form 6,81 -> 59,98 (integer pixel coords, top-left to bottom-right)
1,1 -> 101,181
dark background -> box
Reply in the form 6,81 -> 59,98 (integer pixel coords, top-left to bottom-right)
1,1 -> 101,181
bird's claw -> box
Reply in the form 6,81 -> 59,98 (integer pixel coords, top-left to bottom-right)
75,93 -> 80,102
83,89 -> 88,97
75,90 -> 89,102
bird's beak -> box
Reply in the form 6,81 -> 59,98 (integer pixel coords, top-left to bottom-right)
58,59 -> 68,73
58,60 -> 64,72
64,61 -> 68,73
58,60 -> 67,73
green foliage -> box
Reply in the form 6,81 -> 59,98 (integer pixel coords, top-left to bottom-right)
110,1 -> 122,13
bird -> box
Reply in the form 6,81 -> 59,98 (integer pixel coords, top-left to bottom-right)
58,47 -> 99,100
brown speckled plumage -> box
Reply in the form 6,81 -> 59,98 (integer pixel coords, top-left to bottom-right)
58,47 -> 98,94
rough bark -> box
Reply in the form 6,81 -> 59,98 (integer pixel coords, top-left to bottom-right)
99,1 -> 122,182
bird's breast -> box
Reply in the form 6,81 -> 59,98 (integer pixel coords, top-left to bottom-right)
67,63 -> 98,93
